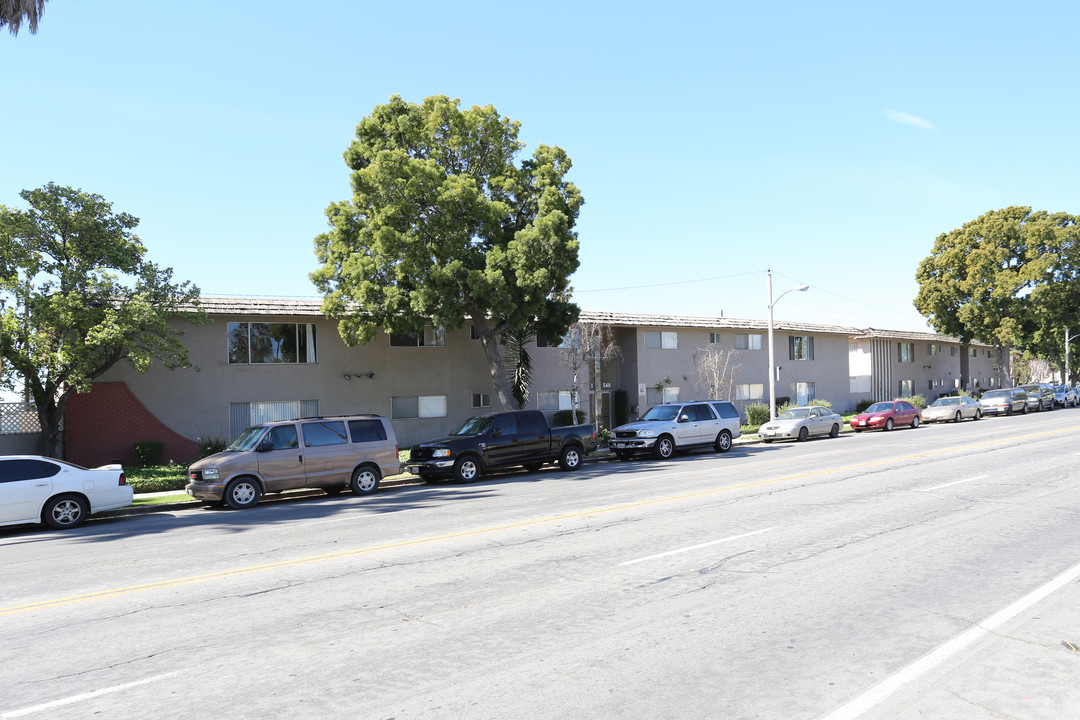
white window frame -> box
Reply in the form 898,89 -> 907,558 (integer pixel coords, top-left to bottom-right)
735,333 -> 762,350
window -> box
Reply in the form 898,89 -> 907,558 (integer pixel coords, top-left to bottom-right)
709,332 -> 722,344
927,344 -> 940,356
954,378 -> 961,388
266,425 -> 299,450
899,379 -> 913,396
969,347 -> 978,357
644,331 -> 678,349
0,458 -> 60,483
228,323 -> 317,364
646,386 -> 680,404
348,419 -> 388,442
928,379 -> 944,390
950,346 -> 959,357
736,383 -> 764,401
538,391 -> 573,411
302,420 -> 348,447
391,395 -> 447,419
789,336 -> 814,361
472,393 -> 490,408
229,400 -> 319,440
470,325 -> 481,340
735,333 -> 762,350
791,382 -> 816,405
390,325 -> 445,347
898,343 -> 915,363
710,401 -> 740,419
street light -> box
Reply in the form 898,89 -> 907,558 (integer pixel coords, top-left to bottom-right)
767,269 -> 809,421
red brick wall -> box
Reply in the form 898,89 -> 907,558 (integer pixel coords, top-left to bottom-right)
66,382 -> 199,467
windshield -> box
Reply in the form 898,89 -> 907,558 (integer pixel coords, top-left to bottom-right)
453,416 -> 494,435
981,390 -> 1008,399
1055,386 -> 1069,392
865,403 -> 894,413
226,426 -> 267,451
640,406 -> 681,421
930,397 -> 959,407
779,408 -> 810,419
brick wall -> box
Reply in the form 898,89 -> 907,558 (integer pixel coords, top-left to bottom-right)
66,382 -> 199,467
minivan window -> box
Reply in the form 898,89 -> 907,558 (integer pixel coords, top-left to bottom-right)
228,426 -> 266,451
302,421 -> 348,447
349,419 -> 388,442
267,425 -> 299,450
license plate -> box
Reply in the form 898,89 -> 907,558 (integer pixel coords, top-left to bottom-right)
858,420 -> 866,426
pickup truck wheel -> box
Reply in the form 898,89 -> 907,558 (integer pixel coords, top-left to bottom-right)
453,456 -> 481,483
350,466 -> 381,495
714,430 -> 733,453
653,436 -> 675,460
559,445 -> 582,471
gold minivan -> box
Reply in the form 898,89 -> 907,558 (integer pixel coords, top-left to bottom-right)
186,415 -> 400,509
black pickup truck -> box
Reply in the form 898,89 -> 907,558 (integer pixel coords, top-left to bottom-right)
406,409 -> 597,482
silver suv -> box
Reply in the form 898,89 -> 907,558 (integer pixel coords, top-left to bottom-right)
610,400 -> 741,460
186,415 -> 400,509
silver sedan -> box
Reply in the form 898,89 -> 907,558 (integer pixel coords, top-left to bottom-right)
759,406 -> 843,443
922,395 -> 982,423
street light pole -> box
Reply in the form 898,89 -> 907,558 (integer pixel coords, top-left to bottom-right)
767,269 -> 809,421
1067,327 -> 1074,385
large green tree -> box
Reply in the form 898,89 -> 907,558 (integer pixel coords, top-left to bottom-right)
311,95 -> 583,409
914,206 -> 1078,386
0,183 -> 207,456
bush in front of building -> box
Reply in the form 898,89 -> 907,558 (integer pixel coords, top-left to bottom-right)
197,436 -> 228,458
898,394 -> 928,409
131,441 -> 164,467
744,403 -> 770,428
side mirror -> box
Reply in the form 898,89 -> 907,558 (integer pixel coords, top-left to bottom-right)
678,414 -> 690,423
256,438 -> 273,452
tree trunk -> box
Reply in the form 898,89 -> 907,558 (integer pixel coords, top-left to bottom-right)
36,397 -> 66,459
471,314 -> 517,411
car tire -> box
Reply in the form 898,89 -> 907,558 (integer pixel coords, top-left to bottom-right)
797,426 -> 809,442
974,409 -> 982,420
829,424 -> 840,438
350,466 -> 381,495
42,494 -> 89,530
453,455 -> 481,483
911,416 -> 920,429
885,418 -> 894,431
224,478 -> 262,510
653,436 -> 675,460
714,430 -> 733,453
559,445 -> 582,471
954,411 -> 962,423
1022,404 -> 1028,415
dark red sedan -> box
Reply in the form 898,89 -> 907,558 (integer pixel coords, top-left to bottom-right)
849,400 -> 922,432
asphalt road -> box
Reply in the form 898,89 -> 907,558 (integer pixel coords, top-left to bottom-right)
3,410 -> 1080,719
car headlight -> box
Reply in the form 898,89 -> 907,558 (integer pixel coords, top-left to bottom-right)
432,449 -> 451,458
201,468 -> 220,481
638,430 -> 656,438
870,416 -> 883,423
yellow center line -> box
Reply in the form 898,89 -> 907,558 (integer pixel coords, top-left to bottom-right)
3,425 -> 1074,617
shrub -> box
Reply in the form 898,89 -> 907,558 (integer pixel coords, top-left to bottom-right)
124,462 -> 189,493
597,428 -> 612,447
131,441 -> 164,467
898,394 -> 928,409
776,402 -> 795,416
807,398 -> 833,409
552,409 -> 586,425
744,402 -> 770,426
197,436 -> 228,458
855,398 -> 875,413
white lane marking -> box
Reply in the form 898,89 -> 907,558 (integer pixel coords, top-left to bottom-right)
917,475 -> 989,492
820,559 -> 1080,720
617,527 -> 777,567
2,671 -> 181,718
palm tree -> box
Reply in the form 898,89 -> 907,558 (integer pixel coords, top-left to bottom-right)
502,326 -> 535,410
2,0 -> 47,35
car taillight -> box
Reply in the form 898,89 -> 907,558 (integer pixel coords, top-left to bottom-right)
118,473 -> 127,486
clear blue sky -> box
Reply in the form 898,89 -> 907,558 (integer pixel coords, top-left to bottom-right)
4,0 -> 1079,333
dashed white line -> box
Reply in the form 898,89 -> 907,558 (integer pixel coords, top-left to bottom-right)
917,475 -> 988,492
617,527 -> 777,566
2,671 -> 181,718
820,559 -> 1080,720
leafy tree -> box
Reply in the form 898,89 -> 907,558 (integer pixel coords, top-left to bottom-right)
1,0 -> 47,35
312,95 -> 583,409
0,183 -> 207,457
502,325 -> 534,409
914,207 -> 1077,387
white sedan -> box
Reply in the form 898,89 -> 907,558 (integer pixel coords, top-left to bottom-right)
0,456 -> 133,530
922,395 -> 982,423
759,406 -> 843,443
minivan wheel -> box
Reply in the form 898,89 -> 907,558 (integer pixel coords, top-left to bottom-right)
453,456 -> 480,483
350,466 -> 381,495
715,430 -> 733,453
225,478 -> 262,510
653,436 -> 675,459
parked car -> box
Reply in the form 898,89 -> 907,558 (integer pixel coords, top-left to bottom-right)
1019,383 -> 1055,411
407,409 -> 596,482
849,400 -> 922,432
187,415 -> 400,509
610,400 -> 742,459
0,456 -> 133,530
759,405 -> 843,442
978,388 -> 1028,416
1053,385 -> 1077,407
922,395 -> 982,423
